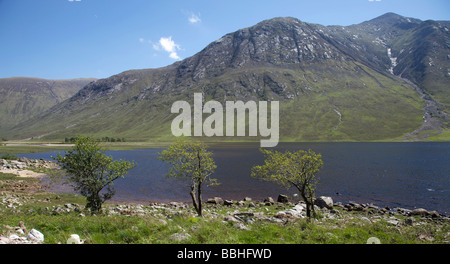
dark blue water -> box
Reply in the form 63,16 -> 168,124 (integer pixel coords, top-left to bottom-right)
16,142 -> 450,214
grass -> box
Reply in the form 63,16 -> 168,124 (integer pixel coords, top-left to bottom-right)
2,199 -> 448,244
426,129 -> 450,141
1,172 -> 448,244
0,141 -> 167,154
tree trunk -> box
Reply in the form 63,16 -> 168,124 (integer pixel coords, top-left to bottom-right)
197,182 -> 202,217
87,191 -> 102,215
195,150 -> 203,217
309,196 -> 316,218
190,184 -> 200,216
299,192 -> 312,219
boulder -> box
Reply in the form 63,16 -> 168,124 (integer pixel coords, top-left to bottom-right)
285,204 -> 304,218
234,223 -> 249,230
236,201 -> 245,206
206,197 -> 223,205
274,203 -> 305,220
224,200 -> 234,206
404,218 -> 414,225
345,203 -> 364,211
169,232 -> 191,242
277,194 -> 289,203
223,215 -> 239,223
410,208 -> 430,216
264,197 -> 275,205
169,202 -> 186,208
67,234 -> 82,244
10,160 -> 27,169
429,211 -> 440,218
314,196 -> 334,209
27,229 -> 44,244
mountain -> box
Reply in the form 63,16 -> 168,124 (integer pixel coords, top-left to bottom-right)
0,77 -> 96,137
5,13 -> 450,142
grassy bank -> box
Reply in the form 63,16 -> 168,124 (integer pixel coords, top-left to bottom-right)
0,142 -> 167,154
0,172 -> 448,244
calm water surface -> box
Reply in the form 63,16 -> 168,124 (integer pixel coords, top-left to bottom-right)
18,142 -> 450,214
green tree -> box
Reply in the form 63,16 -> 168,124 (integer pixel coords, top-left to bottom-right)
251,148 -> 323,218
159,140 -> 218,217
53,135 -> 137,214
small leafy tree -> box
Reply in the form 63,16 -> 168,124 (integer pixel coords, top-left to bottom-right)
251,148 -> 323,218
159,140 -> 218,217
53,135 -> 136,214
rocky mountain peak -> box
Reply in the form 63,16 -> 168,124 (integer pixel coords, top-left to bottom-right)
175,16 -> 341,83
364,12 -> 422,27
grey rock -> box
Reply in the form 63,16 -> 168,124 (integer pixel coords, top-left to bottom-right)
27,229 -> 44,243
410,208 -> 429,216
274,203 -> 305,220
206,197 -> 224,205
224,200 -> 234,206
277,194 -> 289,203
314,196 -> 334,209
404,218 -> 414,225
264,197 -> 275,205
223,215 -> 240,223
360,217 -> 372,224
169,202 -> 186,208
169,232 -> 191,242
235,223 -> 249,230
387,219 -> 399,226
236,201 -> 245,206
429,211 -> 440,218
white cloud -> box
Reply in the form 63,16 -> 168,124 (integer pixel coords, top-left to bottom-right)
368,0 -> 382,2
159,37 -> 181,60
141,36 -> 182,60
68,0 -> 82,2
169,52 -> 180,60
188,13 -> 201,24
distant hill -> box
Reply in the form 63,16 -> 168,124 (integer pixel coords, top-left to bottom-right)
0,77 -> 96,138
5,13 -> 450,142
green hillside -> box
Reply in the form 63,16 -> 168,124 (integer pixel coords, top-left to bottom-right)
0,77 -> 96,137
3,14 -> 449,143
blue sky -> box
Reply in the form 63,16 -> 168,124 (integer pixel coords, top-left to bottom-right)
1,0 -> 449,79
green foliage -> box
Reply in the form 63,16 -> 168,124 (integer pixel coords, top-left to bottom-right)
251,148 -> 323,218
0,153 -> 19,160
65,136 -> 126,143
53,135 -> 137,214
159,139 -> 218,216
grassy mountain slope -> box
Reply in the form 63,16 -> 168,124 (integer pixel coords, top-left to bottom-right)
0,77 -> 96,137
6,13 -> 449,142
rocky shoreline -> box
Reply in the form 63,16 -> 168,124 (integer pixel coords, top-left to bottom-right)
1,157 -> 57,171
2,195 -> 448,244
1,158 -> 449,244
